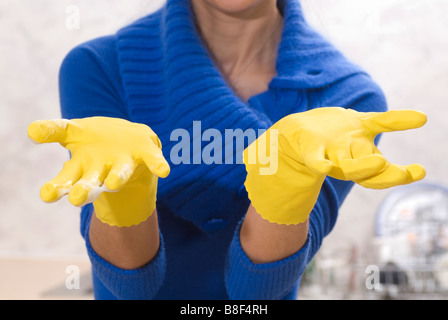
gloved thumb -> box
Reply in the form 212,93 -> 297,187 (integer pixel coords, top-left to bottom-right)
28,119 -> 72,144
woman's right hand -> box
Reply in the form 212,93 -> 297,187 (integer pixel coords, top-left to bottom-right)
28,117 -> 170,227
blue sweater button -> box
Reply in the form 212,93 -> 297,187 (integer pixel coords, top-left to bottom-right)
203,218 -> 228,232
238,185 -> 248,198
307,69 -> 322,76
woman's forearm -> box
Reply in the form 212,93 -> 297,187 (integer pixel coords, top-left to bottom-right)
240,205 -> 309,264
89,209 -> 160,270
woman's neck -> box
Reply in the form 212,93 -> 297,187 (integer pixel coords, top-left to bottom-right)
191,0 -> 283,80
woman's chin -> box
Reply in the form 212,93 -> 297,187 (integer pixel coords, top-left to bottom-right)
197,0 -> 269,15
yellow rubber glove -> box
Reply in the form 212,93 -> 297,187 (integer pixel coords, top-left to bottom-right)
243,107 -> 427,225
28,117 -> 170,227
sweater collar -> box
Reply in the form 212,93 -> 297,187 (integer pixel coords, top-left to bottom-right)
272,0 -> 364,88
160,0 -> 363,92
116,0 -> 365,123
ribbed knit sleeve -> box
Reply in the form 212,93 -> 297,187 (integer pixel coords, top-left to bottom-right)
225,218 -> 312,300
80,205 -> 166,300
59,37 -> 166,299
225,179 -> 343,300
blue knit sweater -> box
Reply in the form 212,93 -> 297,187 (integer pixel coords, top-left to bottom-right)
59,0 -> 387,300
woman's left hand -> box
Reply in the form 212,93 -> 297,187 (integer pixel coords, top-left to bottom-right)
243,107 -> 427,225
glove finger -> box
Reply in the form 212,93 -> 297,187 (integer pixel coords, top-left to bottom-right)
344,140 -> 387,179
326,142 -> 386,180
302,144 -> 333,175
356,163 -> 426,189
350,139 -> 380,158
28,119 -> 73,144
40,159 -> 83,203
361,110 -> 427,135
335,155 -> 387,181
136,143 -> 170,178
68,164 -> 109,207
104,157 -> 138,191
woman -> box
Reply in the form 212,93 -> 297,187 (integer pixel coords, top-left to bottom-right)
28,0 -> 426,300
